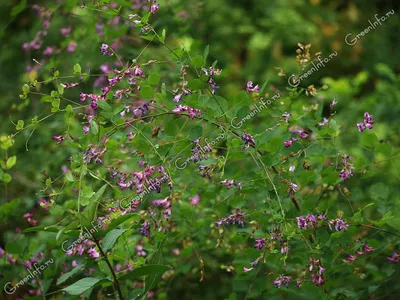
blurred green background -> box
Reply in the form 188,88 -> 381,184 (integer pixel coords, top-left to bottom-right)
1,0 -> 400,299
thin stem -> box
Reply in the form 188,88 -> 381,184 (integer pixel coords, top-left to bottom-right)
92,235 -> 124,300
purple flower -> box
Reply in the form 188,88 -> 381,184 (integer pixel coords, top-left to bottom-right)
246,81 -> 259,93
0,247 -> 5,258
363,244 -> 374,253
83,126 -> 90,134
38,198 -> 50,210
67,41 -> 77,52
190,194 -> 200,206
139,220 -> 151,237
296,214 -> 326,230
273,275 -> 292,288
254,238 -> 266,250
328,216 -> 349,232
60,26 -> 71,36
318,118 -> 329,127
87,248 -> 100,259
100,43 -> 112,56
387,252 -> 400,263
52,135 -> 65,144
150,2 -> 159,14
289,166 -> 295,172
221,179 -> 242,190
23,261 -> 32,269
172,105 -> 201,119
357,112 -> 374,132
357,122 -> 365,132
215,210 -> 245,228
284,137 -> 297,148
72,260 -> 78,267
241,131 -> 256,150
7,254 -> 16,264
347,254 -> 357,261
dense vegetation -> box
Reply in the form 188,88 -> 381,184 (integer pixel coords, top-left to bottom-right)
0,0 -> 399,299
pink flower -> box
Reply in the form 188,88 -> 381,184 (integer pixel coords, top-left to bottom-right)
87,248 -> 100,258
67,41 -> 77,52
72,260 -> 78,267
150,1 -> 159,14
190,194 -> 200,205
60,26 -> 71,36
52,135 -> 65,144
243,267 -> 253,273
246,81 -> 259,93
387,252 -> 400,263
347,255 -> 357,261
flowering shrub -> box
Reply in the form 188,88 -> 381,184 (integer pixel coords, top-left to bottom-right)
1,1 -> 400,299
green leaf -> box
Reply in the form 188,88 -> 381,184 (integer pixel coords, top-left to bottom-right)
140,86 -> 154,99
1,173 -> 12,183
6,156 -> 17,169
73,63 -> 82,74
97,101 -> 112,112
198,94 -> 209,107
102,229 -> 128,252
203,45 -> 210,62
91,121 -> 99,135
16,120 -> 24,130
62,278 -> 105,296
361,132 -> 378,148
191,55 -> 204,68
148,73 -> 161,86
118,265 -> 171,281
85,184 -> 107,222
57,264 -> 85,285
187,79 -> 204,90
11,0 -> 27,16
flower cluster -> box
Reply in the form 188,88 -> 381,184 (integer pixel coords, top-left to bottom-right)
241,131 -> 256,150
357,112 -> 374,132
346,243 -> 375,261
139,220 -> 151,237
83,144 -> 107,164
38,198 -> 51,210
254,238 -> 266,250
328,216 -> 350,232
150,1 -> 159,14
273,275 -> 292,288
110,165 -> 170,195
190,194 -> 200,205
202,67 -> 222,94
172,105 -> 201,119
191,138 -> 212,163
172,77 -> 192,102
23,212 -> 39,226
309,256 -> 326,286
152,197 -> 172,221
296,214 -> 326,229
387,252 -> 400,263
338,154 -> 354,181
100,43 -> 113,56
215,210 -> 245,228
286,181 -> 298,198
246,81 -> 259,93
220,179 -> 242,190
120,101 -> 150,118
